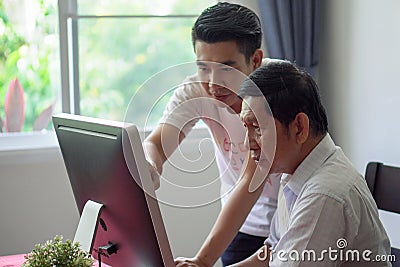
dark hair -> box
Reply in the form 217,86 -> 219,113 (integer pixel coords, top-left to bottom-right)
238,60 -> 328,136
191,2 -> 262,62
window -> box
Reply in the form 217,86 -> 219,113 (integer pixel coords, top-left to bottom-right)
59,0 -> 215,128
0,0 -> 215,135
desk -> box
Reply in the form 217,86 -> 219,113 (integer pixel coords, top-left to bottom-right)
0,253 -> 109,266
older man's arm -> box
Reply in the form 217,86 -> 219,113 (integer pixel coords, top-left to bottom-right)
229,245 -> 270,267
174,155 -> 269,267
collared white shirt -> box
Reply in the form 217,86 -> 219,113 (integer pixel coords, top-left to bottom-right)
266,134 -> 391,266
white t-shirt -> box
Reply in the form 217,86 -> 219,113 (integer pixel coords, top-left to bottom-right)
159,74 -> 280,237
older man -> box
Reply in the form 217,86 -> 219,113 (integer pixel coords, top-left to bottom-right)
176,60 -> 392,267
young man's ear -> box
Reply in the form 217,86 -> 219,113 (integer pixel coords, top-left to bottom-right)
293,112 -> 309,144
251,49 -> 263,69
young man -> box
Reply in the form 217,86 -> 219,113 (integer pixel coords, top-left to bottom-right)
144,2 -> 280,266
189,60 -> 391,267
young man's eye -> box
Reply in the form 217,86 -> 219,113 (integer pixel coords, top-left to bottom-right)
196,62 -> 209,72
198,67 -> 209,72
221,67 -> 233,72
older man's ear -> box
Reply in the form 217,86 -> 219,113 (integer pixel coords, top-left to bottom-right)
292,112 -> 310,144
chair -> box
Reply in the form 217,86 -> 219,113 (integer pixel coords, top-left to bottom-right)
365,162 -> 400,266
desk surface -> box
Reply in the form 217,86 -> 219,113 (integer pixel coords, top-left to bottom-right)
0,253 -> 108,267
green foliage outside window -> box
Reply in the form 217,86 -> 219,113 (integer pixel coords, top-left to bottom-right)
0,0 -> 59,133
77,0 -> 215,127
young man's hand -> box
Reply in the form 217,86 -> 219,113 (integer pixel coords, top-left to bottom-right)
147,160 -> 161,190
174,257 -> 209,267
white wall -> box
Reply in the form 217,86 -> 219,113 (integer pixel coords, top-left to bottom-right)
0,146 -> 79,256
318,0 -> 400,173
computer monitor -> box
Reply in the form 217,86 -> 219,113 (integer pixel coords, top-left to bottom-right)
53,113 -> 174,267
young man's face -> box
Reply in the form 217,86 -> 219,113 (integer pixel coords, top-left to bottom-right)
195,40 -> 260,113
240,96 -> 294,174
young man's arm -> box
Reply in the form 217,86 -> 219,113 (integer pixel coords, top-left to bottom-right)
143,123 -> 185,188
175,155 -> 269,267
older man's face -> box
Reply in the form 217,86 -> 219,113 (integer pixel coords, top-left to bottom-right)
240,96 -> 293,174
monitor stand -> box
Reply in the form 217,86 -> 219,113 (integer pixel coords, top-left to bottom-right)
73,200 -> 104,253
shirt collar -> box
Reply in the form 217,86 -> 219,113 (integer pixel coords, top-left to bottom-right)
285,133 -> 336,195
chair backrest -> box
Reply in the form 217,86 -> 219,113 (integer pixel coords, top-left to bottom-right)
365,162 -> 400,266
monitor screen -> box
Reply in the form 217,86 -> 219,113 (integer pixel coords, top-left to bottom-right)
53,113 -> 174,267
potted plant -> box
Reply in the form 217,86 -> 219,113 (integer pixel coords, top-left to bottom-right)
22,235 -> 94,267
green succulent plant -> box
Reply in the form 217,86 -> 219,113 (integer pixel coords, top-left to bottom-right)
22,235 -> 94,267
